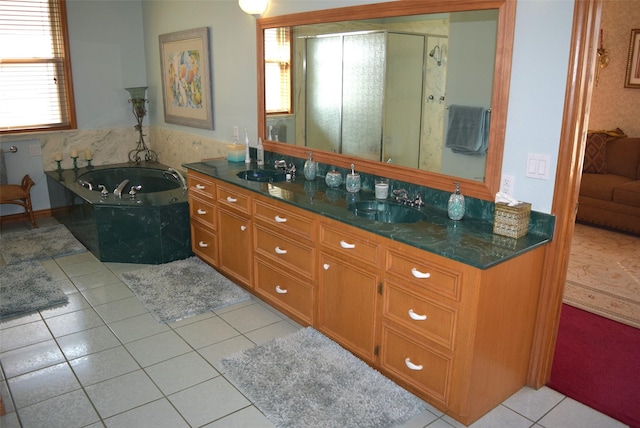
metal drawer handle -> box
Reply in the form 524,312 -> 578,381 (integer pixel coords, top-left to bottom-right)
323,263 -> 330,270
274,215 -> 287,223
226,196 -> 237,203
339,240 -> 356,249
275,285 -> 288,294
408,309 -> 427,321
196,184 -> 206,190
197,209 -> 207,215
198,241 -> 208,248
405,358 -> 423,371
275,246 -> 287,255
411,268 -> 431,279
240,225 -> 247,231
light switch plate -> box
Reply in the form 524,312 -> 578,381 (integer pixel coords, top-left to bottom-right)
525,153 -> 550,180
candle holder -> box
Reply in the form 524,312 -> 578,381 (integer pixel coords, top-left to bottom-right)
72,156 -> 79,170
86,159 -> 93,169
55,160 -> 63,173
125,87 -> 157,164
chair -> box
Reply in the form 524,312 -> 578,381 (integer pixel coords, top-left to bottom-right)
0,174 -> 37,228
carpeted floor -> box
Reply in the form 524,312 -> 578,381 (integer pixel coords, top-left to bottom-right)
549,304 -> 640,428
0,260 -> 69,319
220,327 -> 428,428
119,257 -> 251,323
0,224 -> 87,265
564,223 -> 640,328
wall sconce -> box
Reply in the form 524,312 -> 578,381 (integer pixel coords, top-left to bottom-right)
125,87 -> 157,164
596,29 -> 610,86
239,0 -> 268,17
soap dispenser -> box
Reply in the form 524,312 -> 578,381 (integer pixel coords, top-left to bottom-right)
448,182 -> 466,221
256,137 -> 264,166
303,152 -> 317,180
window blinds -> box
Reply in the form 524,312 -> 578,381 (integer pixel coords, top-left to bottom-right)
0,0 -> 76,133
264,27 -> 291,114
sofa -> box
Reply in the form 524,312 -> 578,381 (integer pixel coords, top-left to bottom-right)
577,131 -> 640,235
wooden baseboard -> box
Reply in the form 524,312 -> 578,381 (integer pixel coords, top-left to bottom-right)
0,209 -> 53,226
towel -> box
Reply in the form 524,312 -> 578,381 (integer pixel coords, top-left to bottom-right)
445,105 -> 490,155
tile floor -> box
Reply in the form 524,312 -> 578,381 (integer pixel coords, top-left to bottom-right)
0,218 -> 630,428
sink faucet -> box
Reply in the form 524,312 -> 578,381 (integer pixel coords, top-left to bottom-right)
274,159 -> 287,170
393,189 -> 425,207
114,179 -> 130,198
165,168 -> 188,190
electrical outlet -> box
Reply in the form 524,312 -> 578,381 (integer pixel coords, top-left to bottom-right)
232,126 -> 239,141
501,174 -> 515,196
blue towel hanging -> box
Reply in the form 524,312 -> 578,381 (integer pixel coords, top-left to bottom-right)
445,105 -> 490,155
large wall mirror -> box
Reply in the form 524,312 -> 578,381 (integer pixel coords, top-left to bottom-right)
257,0 -> 516,201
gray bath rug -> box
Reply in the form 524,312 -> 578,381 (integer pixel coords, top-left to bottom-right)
220,327 -> 428,428
0,261 -> 69,319
0,224 -> 87,265
120,257 -> 251,323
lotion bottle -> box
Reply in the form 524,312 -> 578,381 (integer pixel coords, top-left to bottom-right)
447,182 -> 466,220
257,137 -> 264,166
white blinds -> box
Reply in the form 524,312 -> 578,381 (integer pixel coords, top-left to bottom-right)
0,0 -> 76,133
264,27 -> 291,114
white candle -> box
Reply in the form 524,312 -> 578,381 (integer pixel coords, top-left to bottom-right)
70,149 -> 78,158
85,149 -> 93,160
54,152 -> 63,161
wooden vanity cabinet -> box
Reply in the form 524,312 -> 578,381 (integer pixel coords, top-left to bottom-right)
252,195 -> 316,324
216,183 -> 253,288
187,171 -> 217,267
317,218 -> 381,364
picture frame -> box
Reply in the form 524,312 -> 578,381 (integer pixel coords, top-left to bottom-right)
624,29 -> 640,89
159,27 -> 214,129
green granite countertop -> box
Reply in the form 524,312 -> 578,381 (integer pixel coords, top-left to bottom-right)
184,159 -> 553,270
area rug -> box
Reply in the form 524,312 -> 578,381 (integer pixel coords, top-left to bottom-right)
119,257 -> 251,323
549,304 -> 640,428
564,223 -> 640,329
0,261 -> 69,319
220,327 -> 428,428
0,224 -> 87,265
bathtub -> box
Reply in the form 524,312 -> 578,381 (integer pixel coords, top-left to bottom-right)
46,163 -> 192,264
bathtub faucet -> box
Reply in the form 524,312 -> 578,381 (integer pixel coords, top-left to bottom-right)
165,168 -> 188,190
114,179 -> 130,198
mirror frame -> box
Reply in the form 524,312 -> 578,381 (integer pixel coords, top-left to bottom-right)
256,0 -> 516,201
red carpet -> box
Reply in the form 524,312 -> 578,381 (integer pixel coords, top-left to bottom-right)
548,304 -> 640,428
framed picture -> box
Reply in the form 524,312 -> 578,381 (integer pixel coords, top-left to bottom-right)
624,29 -> 640,89
159,27 -> 214,129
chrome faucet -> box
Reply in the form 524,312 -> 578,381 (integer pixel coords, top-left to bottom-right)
274,159 -> 287,170
393,189 -> 424,207
129,185 -> 142,199
114,179 -> 130,198
165,168 -> 188,190
78,180 -> 93,191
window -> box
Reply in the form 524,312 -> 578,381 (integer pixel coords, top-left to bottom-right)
0,0 -> 76,133
264,27 -> 291,115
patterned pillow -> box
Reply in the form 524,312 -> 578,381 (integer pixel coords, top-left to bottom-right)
583,133 -> 608,174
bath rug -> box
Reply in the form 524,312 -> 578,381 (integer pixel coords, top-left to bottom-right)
0,224 -> 87,265
0,261 -> 69,319
220,327 -> 428,428
120,257 -> 251,323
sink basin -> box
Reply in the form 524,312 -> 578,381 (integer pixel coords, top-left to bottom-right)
348,200 -> 427,224
237,169 -> 287,182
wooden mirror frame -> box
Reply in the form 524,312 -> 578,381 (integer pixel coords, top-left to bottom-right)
256,0 -> 516,201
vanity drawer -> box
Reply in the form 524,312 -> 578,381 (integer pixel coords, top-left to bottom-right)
383,279 -> 457,350
217,183 -> 251,213
189,195 -> 215,229
380,325 -> 452,405
253,198 -> 315,241
254,258 -> 313,324
385,247 -> 465,302
254,224 -> 314,277
188,171 -> 215,199
319,221 -> 379,268
191,222 -> 217,267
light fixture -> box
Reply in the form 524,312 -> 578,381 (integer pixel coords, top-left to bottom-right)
595,29 -> 610,86
125,87 -> 157,164
239,0 -> 268,17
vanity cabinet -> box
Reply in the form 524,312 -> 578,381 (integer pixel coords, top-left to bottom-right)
252,196 -> 316,324
216,183 -> 253,288
317,218 -> 381,363
187,171 -> 217,267
185,167 -> 548,425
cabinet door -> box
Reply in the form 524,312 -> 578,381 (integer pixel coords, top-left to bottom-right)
317,252 -> 378,362
217,207 -> 252,288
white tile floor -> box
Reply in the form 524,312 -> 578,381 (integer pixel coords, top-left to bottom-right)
0,219 -> 630,428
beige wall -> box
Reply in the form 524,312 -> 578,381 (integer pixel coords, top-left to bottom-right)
588,0 -> 640,137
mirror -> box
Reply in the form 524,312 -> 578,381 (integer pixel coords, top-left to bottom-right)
257,0 -> 516,201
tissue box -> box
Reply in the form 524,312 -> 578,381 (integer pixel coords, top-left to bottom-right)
493,202 -> 531,238
227,144 -> 245,162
